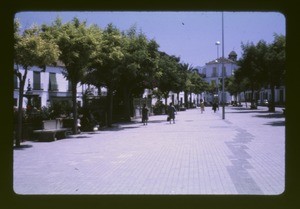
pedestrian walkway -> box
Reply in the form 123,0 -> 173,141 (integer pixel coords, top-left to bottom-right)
13,105 -> 285,195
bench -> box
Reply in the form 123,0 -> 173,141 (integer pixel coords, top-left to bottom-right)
33,119 -> 71,142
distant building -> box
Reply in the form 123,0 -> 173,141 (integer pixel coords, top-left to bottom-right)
197,51 -> 239,104
196,50 -> 285,106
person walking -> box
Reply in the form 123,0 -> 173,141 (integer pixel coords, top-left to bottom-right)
200,101 -> 205,114
142,104 -> 149,125
212,102 -> 218,113
167,102 -> 177,124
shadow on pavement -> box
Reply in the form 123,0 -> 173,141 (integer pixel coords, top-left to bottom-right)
13,144 -> 33,150
100,124 -> 141,132
254,113 -> 285,119
148,119 -> 168,124
227,110 -> 268,114
264,121 -> 285,126
68,135 -> 91,139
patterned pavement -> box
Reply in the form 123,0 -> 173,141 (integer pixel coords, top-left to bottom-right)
13,105 -> 285,195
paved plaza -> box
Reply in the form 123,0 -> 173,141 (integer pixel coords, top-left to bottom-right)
13,105 -> 285,195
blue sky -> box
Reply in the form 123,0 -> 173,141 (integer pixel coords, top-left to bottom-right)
15,11 -> 285,68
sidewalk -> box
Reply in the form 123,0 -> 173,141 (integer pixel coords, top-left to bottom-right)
13,106 -> 285,195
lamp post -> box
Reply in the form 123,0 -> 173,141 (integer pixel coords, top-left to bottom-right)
215,41 -> 220,59
221,12 -> 225,120
215,41 -> 220,102
23,79 -> 33,111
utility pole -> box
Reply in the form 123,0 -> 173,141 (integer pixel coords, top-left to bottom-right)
221,12 -> 225,120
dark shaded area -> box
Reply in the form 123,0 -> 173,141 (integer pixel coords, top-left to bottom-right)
264,121 -> 285,126
100,123 -> 141,132
255,113 -> 285,119
68,135 -> 91,139
147,119 -> 168,124
13,144 -> 33,150
227,110 -> 269,114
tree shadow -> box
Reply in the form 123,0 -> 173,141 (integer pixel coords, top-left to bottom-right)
100,123 -> 141,132
264,121 -> 285,126
254,113 -> 285,119
227,108 -> 268,114
148,119 -> 168,124
67,135 -> 91,139
13,144 -> 33,150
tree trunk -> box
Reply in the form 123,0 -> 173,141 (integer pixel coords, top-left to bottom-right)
16,83 -> 24,147
97,85 -> 102,96
72,82 -> 78,134
106,87 -> 113,127
164,96 -> 168,106
15,68 -> 27,147
250,87 -> 257,109
184,91 -> 188,108
268,84 -> 276,112
244,91 -> 248,108
123,86 -> 131,122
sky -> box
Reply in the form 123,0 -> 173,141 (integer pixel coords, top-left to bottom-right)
15,11 -> 285,68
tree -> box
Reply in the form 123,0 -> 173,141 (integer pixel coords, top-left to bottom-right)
88,23 -> 125,127
157,52 -> 182,106
42,17 -> 100,133
238,41 -> 267,109
14,21 -> 60,147
264,34 -> 285,112
237,36 -> 285,111
225,76 -> 239,103
118,27 -> 160,121
233,68 -> 251,107
179,63 -> 196,108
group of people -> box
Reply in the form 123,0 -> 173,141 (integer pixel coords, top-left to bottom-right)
142,100 -> 219,125
142,102 -> 177,125
199,99 -> 219,113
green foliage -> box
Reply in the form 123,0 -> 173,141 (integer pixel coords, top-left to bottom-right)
237,35 -> 285,91
49,100 -> 72,118
236,35 -> 285,110
14,25 -> 60,70
157,52 -> 181,96
152,100 -> 166,115
14,20 -> 61,146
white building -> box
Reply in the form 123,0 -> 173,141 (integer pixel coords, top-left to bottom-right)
197,50 -> 285,106
13,65 -> 99,109
197,51 -> 239,104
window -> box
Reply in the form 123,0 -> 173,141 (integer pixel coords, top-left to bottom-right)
220,66 -> 227,77
33,71 -> 42,90
49,73 -> 58,91
212,67 -> 218,77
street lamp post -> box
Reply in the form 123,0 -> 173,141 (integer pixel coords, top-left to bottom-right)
215,41 -> 220,59
221,12 -> 225,120
215,41 -> 220,102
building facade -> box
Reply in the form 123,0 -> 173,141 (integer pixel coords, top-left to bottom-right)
197,50 -> 285,106
197,51 -> 239,104
13,65 -> 98,109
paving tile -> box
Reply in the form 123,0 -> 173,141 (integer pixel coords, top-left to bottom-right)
13,106 -> 285,195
